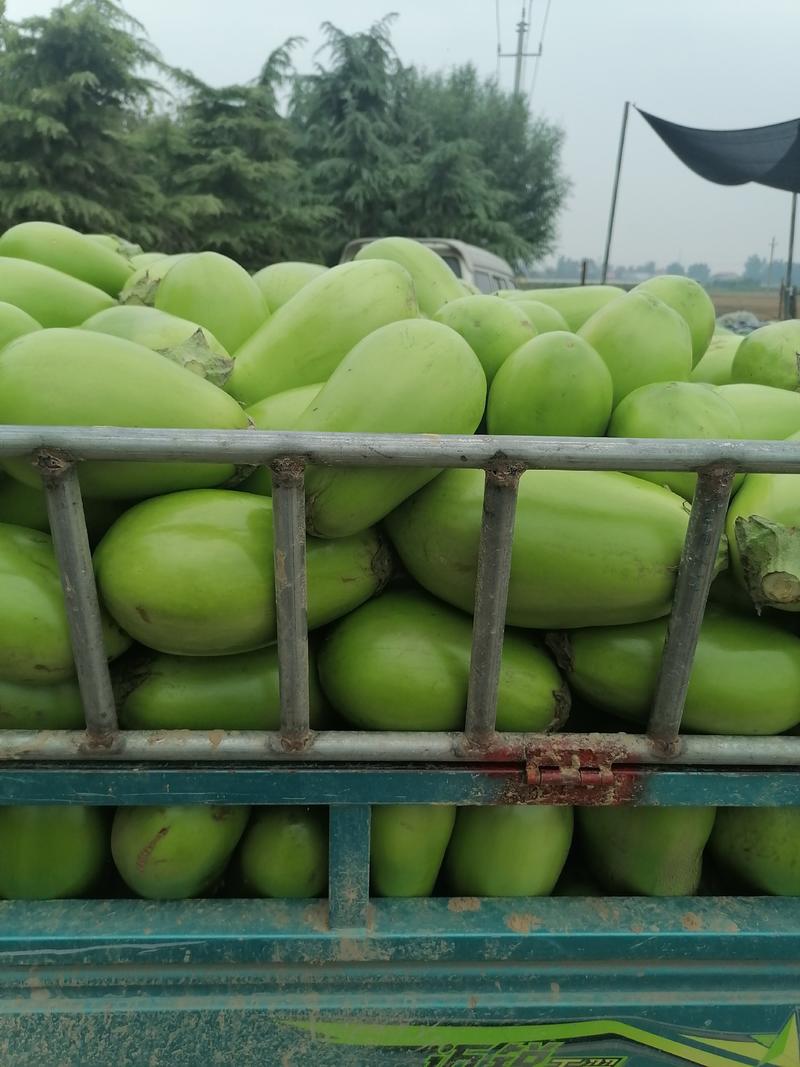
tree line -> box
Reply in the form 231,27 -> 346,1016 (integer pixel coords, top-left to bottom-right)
0,1 -> 569,270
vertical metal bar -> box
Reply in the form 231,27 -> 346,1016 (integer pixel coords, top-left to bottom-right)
601,100 -> 631,284
328,805 -> 371,930
270,457 -> 310,746
465,465 -> 522,741
783,192 -> 797,319
40,459 -> 117,737
647,467 -> 735,747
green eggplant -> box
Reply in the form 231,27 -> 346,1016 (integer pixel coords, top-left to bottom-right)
0,479 -> 49,534
707,568 -> 759,615
386,467 -> 703,629
487,331 -> 613,437
577,807 -> 716,896
111,805 -> 250,900
84,233 -> 142,259
119,254 -> 188,305
0,475 -> 123,545
554,607 -> 800,734
355,236 -> 464,317
318,589 -> 568,731
579,291 -> 693,405
718,383 -> 800,440
116,645 -> 327,730
731,320 -> 800,391
0,256 -> 114,326
497,285 -> 624,330
726,443 -> 800,612
607,381 -> 743,500
252,262 -> 328,312
433,295 -> 535,383
0,221 -> 133,296
154,251 -> 269,354
129,252 -> 169,270
0,328 -> 249,499
371,805 -> 456,897
633,275 -> 716,364
708,807 -> 800,895
444,806 -> 573,897
227,260 -> 418,404
82,305 -> 233,387
511,299 -> 569,334
95,490 -> 391,655
0,806 -> 107,899
84,234 -> 122,252
0,522 -> 129,683
0,678 -> 84,729
240,383 -> 323,496
0,301 -> 41,351
294,319 -> 486,538
236,807 -> 327,898
690,334 -> 741,386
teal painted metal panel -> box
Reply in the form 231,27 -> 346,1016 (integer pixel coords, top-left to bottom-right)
0,766 -> 798,807
0,896 -> 796,964
328,805 -> 371,928
0,899 -> 797,1066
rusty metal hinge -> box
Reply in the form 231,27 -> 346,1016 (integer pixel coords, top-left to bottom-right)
526,765 -> 616,787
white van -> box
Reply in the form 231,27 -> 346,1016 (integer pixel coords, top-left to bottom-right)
339,237 -> 516,293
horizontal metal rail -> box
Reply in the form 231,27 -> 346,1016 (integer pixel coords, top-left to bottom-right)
4,426 -> 800,773
4,425 -> 800,472
1,729 -> 799,765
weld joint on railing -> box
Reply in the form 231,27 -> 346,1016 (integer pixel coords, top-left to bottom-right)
647,735 -> 683,760
35,449 -> 75,480
458,729 -> 499,755
697,461 -> 738,487
77,730 -> 120,753
484,460 -> 525,488
279,730 -> 313,753
270,455 -> 306,488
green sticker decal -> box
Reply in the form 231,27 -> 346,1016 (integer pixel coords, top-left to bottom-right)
292,1010 -> 800,1066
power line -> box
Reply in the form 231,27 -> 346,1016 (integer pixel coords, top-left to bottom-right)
495,0 -> 502,80
527,0 -> 553,107
524,0 -> 534,53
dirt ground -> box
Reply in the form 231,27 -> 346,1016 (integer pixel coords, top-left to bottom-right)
709,289 -> 781,319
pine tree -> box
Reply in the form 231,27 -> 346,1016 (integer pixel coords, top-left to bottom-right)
162,40 -> 331,269
290,16 -> 419,260
0,0 -> 167,239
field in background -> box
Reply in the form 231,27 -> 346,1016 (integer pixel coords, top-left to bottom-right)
709,289 -> 780,319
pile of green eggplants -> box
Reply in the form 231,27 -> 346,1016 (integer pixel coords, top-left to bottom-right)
0,221 -> 799,900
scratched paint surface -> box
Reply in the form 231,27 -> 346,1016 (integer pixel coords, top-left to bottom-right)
0,767 -> 798,806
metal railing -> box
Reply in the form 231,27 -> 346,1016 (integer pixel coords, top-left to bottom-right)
3,425 -> 800,768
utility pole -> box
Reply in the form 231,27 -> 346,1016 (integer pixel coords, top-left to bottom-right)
499,5 -> 541,94
767,235 -> 776,286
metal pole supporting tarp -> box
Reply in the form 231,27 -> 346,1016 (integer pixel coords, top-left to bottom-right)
783,192 -> 797,319
601,100 -> 631,284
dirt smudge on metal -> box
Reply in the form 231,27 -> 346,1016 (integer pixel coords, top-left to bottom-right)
504,912 -> 542,934
682,911 -> 703,932
447,897 -> 481,913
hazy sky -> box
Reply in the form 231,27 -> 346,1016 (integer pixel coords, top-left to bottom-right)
7,0 -> 799,272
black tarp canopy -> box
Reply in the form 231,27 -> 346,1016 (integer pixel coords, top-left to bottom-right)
637,108 -> 800,194
601,105 -> 800,308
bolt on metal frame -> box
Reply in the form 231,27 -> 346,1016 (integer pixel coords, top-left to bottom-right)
0,425 -> 798,766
